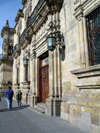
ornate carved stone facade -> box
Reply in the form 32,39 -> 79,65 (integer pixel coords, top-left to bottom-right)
1,0 -> 100,132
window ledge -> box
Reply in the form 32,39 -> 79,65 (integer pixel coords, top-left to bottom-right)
14,83 -> 20,86
21,81 -> 30,85
71,64 -> 100,78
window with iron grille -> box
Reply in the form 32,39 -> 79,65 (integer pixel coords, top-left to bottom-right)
86,6 -> 100,66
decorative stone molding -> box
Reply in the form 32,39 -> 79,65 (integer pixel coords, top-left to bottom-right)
71,64 -> 100,78
15,9 -> 24,22
75,84 -> 100,89
27,0 -> 63,34
27,1 -> 49,34
20,36 -> 31,50
13,44 -> 21,59
21,81 -> 30,89
21,0 -> 27,5
16,58 -> 20,67
71,64 -> 100,89
27,26 -> 34,36
1,27 -> 15,38
2,80 -> 12,85
14,83 -> 20,89
18,0 -> 64,48
24,49 -> 30,59
73,5 -> 83,21
74,0 -> 100,20
30,49 -> 36,61
1,67 -> 12,72
46,0 -> 63,13
19,28 -> 32,50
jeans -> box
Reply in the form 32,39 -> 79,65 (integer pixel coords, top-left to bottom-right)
7,99 -> 12,109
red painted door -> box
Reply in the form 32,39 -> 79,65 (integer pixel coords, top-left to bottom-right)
41,65 -> 49,103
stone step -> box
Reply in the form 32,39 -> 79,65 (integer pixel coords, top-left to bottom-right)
37,103 -> 46,110
30,106 -> 45,114
30,103 -> 46,114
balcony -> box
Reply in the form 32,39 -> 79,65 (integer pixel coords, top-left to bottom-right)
26,0 -> 45,28
19,0 -> 46,47
19,29 -> 31,49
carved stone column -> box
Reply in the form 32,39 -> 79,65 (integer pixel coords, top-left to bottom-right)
53,12 -> 62,117
30,35 -> 37,106
46,13 -> 62,116
46,14 -> 54,116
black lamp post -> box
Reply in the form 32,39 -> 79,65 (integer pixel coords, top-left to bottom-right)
23,58 -> 28,81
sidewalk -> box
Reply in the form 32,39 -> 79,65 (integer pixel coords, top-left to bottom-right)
0,97 -> 87,133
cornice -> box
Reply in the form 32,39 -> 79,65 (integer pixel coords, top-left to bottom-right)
21,0 -> 27,5
46,0 -> 63,13
20,36 -> 31,50
71,64 -> 100,89
15,9 -> 24,22
71,64 -> 100,78
74,0 -> 100,20
26,0 -> 63,34
1,27 -> 15,38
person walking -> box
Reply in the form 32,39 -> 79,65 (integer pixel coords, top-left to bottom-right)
5,86 -> 14,109
16,89 -> 22,107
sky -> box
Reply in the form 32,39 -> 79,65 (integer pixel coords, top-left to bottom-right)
0,0 -> 23,54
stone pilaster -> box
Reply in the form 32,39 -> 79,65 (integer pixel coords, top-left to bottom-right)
78,17 -> 86,68
46,13 -> 62,116
30,34 -> 38,106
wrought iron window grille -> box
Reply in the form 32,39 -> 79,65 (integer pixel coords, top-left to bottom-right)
86,6 -> 100,66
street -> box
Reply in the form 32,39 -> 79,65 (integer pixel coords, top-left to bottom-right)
0,97 -> 87,133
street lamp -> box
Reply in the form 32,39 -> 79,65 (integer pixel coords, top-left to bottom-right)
23,58 -> 28,81
23,58 -> 29,67
47,22 -> 64,51
47,34 -> 56,51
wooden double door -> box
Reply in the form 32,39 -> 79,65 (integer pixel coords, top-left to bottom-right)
40,65 -> 49,103
39,55 -> 49,103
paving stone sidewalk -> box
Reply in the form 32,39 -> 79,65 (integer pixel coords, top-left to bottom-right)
0,97 -> 88,133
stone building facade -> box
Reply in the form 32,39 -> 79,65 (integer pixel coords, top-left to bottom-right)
0,20 -> 15,95
11,0 -> 100,132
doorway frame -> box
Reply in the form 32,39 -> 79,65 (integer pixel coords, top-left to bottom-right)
38,52 -> 48,103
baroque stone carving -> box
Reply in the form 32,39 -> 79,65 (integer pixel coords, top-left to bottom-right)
74,0 -> 100,20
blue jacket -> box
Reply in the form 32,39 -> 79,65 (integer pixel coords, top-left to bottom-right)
5,89 -> 14,100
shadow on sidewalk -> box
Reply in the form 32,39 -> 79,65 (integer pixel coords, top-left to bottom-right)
0,105 -> 30,112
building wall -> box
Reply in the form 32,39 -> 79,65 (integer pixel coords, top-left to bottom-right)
12,0 -> 100,132
60,0 -> 100,133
